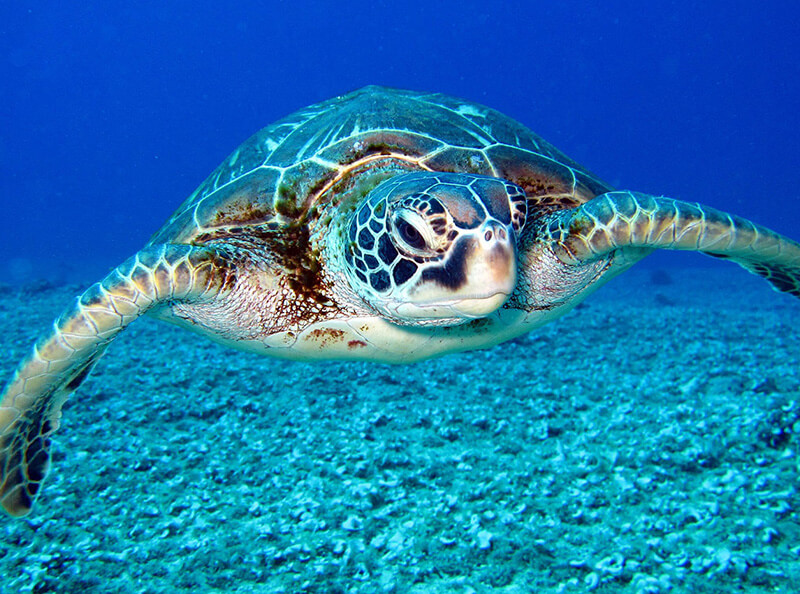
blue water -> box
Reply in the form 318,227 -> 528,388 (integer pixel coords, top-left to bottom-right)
2,1 -> 799,284
2,4 -> 800,591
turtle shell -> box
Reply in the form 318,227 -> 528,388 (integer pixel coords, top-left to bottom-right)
148,86 -> 613,246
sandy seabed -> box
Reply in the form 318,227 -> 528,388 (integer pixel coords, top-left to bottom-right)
0,267 -> 798,593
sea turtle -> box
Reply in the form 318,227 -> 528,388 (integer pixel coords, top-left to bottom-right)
2,86 -> 799,517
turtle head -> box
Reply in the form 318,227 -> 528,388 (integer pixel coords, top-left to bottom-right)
343,172 -> 527,326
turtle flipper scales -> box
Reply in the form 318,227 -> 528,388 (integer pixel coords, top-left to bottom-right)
546,191 -> 800,297
0,244 -> 231,516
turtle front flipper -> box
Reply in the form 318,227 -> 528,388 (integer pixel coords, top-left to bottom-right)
0,244 -> 232,516
547,191 -> 800,297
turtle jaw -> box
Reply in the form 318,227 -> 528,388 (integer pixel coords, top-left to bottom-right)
393,290 -> 513,322
450,291 -> 513,318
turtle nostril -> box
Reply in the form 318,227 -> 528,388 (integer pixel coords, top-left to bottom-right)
482,223 -> 509,243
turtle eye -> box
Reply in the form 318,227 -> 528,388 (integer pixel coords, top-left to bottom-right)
392,212 -> 431,253
396,217 -> 426,250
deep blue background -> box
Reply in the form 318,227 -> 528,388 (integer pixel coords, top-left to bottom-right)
2,1 -> 799,284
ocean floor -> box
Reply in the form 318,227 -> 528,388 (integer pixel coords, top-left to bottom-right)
0,266 -> 798,593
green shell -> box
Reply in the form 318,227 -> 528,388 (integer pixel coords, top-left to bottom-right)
148,86 -> 612,246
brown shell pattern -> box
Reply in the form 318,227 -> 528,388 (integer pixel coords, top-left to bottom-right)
147,86 -> 613,246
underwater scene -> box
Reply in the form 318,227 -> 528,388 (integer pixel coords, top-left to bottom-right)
2,2 -> 799,593
1,269 -> 799,592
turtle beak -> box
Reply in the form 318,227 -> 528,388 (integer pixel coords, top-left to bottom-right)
451,221 -> 517,317
407,221 -> 517,318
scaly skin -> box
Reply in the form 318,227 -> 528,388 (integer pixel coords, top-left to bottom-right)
0,244 -> 231,516
547,191 -> 800,297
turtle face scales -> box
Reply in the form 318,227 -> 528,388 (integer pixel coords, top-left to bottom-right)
343,172 -> 527,326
